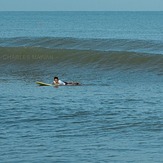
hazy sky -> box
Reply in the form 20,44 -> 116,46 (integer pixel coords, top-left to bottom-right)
0,0 -> 163,11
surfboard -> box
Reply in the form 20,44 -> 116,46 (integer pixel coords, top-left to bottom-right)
36,81 -> 52,86
36,81 -> 80,86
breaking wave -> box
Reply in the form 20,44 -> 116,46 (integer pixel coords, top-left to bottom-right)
0,37 -> 163,74
0,37 -> 163,54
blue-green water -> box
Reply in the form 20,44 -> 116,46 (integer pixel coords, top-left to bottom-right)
0,12 -> 163,162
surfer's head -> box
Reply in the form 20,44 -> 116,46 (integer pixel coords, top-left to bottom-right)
54,76 -> 59,83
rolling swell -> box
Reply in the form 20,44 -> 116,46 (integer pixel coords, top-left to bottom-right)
0,37 -> 163,54
0,37 -> 163,73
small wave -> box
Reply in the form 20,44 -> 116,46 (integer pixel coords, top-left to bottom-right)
0,46 -> 162,73
0,37 -> 163,54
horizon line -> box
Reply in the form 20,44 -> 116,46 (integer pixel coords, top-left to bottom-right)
0,10 -> 163,12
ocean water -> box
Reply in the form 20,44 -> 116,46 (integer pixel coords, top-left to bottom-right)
0,12 -> 163,162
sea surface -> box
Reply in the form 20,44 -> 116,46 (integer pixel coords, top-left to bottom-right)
0,11 -> 163,163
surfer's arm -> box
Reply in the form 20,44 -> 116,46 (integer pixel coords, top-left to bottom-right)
59,80 -> 66,85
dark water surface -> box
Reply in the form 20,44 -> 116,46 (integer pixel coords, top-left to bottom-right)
0,12 -> 163,162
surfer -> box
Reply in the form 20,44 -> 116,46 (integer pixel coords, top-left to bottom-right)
52,76 -> 80,86
53,76 -> 66,85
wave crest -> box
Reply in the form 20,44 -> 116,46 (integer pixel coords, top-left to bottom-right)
0,47 -> 162,73
0,37 -> 163,55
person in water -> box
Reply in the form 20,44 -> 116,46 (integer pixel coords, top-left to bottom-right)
52,76 -> 80,86
53,76 -> 66,85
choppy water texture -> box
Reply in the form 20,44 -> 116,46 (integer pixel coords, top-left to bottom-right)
0,12 -> 163,163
